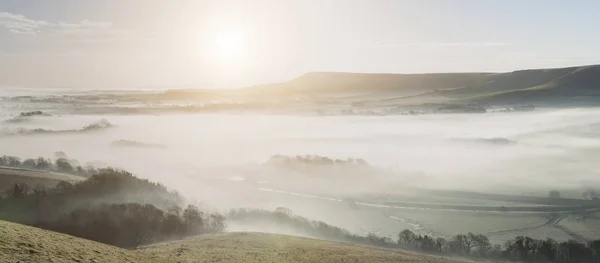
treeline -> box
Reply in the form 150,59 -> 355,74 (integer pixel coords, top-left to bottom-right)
0,119 -> 113,137
0,168 -> 224,248
229,208 -> 600,263
0,154 -> 99,177
4,111 -> 50,123
37,203 -> 225,249
399,229 -> 600,263
228,208 -> 396,247
267,155 -> 369,167
18,110 -> 48,117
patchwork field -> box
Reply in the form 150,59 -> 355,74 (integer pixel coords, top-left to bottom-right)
559,215 -> 600,240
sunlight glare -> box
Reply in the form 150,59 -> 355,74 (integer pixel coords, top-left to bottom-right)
213,31 -> 245,62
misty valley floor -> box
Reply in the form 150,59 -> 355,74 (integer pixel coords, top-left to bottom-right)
2,102 -> 600,244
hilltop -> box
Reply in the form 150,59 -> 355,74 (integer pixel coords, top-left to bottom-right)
28,64 -> 600,115
242,64 -> 600,106
0,220 -> 465,263
150,64 -> 600,113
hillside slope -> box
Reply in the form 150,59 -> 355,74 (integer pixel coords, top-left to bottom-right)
0,220 -> 163,263
142,232 -> 465,263
0,220 -> 467,263
243,64 -> 600,106
462,65 -> 600,104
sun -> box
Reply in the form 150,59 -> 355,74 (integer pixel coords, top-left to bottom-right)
213,31 -> 245,62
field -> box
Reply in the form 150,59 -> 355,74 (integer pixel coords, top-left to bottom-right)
558,215 -> 600,240
0,167 -> 83,193
385,209 -> 548,237
0,220 -> 467,263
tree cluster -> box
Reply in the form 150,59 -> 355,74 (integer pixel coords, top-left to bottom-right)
0,154 -> 98,177
267,155 -> 369,167
392,229 -> 600,263
0,168 -> 223,249
37,203 -> 225,249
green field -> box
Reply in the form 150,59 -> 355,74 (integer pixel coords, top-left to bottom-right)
0,166 -> 83,193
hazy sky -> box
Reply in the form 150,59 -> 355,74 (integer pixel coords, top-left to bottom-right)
1,0 -> 599,89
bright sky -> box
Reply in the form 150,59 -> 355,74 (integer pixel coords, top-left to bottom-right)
1,0 -> 600,89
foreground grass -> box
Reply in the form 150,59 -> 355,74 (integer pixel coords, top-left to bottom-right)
0,220 -> 165,263
141,232 -> 466,263
1,220 -> 467,263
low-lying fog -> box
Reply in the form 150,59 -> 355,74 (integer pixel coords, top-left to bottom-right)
2,102 -> 600,240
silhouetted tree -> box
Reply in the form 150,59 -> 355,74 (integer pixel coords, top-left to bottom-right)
11,184 -> 25,198
471,233 -> 491,256
398,229 -> 417,247
549,190 -> 561,199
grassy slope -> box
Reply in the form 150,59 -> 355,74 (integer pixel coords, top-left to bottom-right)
0,220 -> 164,263
245,72 -> 490,96
241,64 -> 600,105
0,220 -> 467,263
146,64 -> 600,108
142,232 -> 466,263
454,65 -> 600,104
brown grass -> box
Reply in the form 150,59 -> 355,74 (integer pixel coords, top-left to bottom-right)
0,220 -> 164,263
1,220 -> 468,263
141,232 -> 467,263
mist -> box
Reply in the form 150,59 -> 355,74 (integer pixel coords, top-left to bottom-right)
2,103 -> 600,242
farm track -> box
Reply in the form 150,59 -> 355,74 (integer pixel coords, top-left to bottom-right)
482,214 -> 590,243
383,212 -> 446,238
484,215 -> 564,236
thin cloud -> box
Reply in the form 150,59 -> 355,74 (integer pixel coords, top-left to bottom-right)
0,12 -> 112,35
372,42 -> 511,49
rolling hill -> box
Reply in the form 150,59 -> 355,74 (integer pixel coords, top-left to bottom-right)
242,64 -> 600,106
0,220 -> 162,263
0,220 -> 467,263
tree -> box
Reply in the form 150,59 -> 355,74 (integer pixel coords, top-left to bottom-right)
470,233 -> 491,256
537,238 -> 557,262
415,235 -> 436,251
448,234 -> 471,255
55,158 -> 74,173
398,229 -> 417,247
505,236 -> 536,261
275,207 -> 293,217
11,183 -> 25,198
589,240 -> 600,263
183,205 -> 204,234
549,190 -> 561,199
35,157 -> 51,170
54,181 -> 74,194
583,189 -> 598,200
434,237 -> 446,253
22,159 -> 37,169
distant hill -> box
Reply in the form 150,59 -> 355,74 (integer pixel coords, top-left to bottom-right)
0,220 -> 465,263
245,64 -> 600,106
245,72 -> 488,96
